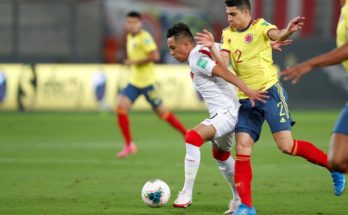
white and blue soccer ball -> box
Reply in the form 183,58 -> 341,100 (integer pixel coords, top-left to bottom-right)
141,179 -> 171,208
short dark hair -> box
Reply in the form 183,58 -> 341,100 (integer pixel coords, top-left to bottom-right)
126,11 -> 141,19
166,23 -> 194,43
225,0 -> 251,10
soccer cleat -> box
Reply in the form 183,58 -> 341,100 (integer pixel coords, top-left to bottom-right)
232,203 -> 256,215
173,191 -> 192,208
224,199 -> 241,214
331,171 -> 346,196
116,143 -> 137,158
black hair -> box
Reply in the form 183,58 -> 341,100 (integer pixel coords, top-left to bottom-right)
126,11 -> 142,19
166,23 -> 194,43
225,0 -> 251,10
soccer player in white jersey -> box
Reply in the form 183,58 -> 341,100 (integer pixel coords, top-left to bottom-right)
166,23 -> 268,214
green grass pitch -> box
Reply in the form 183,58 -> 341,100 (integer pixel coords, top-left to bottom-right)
0,111 -> 347,215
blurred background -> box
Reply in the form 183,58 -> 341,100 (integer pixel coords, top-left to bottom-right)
1,2 -> 348,214
0,0 -> 347,112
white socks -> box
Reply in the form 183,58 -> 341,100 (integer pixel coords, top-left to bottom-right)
181,143 -> 239,201
216,156 -> 240,201
182,143 -> 200,197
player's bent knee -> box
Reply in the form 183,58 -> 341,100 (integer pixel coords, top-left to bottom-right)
117,96 -> 132,109
185,130 -> 204,147
235,139 -> 253,154
116,107 -> 128,114
158,111 -> 170,120
212,148 -> 230,161
277,143 -> 292,154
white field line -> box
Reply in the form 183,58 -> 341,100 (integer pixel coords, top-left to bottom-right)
0,157 -> 313,169
0,157 -> 172,166
0,142 -> 117,150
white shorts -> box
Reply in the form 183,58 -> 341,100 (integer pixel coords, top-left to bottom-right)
201,108 -> 238,152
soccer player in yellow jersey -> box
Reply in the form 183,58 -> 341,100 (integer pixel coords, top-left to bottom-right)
282,0 -> 348,174
195,0 -> 346,214
116,11 -> 187,158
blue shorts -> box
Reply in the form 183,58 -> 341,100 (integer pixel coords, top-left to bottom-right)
333,102 -> 348,135
235,82 -> 295,142
120,83 -> 162,109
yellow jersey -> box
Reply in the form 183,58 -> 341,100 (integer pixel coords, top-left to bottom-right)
337,0 -> 348,74
126,30 -> 157,88
221,18 -> 278,99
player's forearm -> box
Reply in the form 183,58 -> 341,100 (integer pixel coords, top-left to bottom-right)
218,51 -> 230,67
271,29 -> 292,41
308,43 -> 348,68
215,66 -> 251,94
227,75 -> 251,95
209,45 -> 226,66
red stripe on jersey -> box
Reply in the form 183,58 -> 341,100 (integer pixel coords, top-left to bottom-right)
273,0 -> 288,28
190,71 -> 194,80
199,49 -> 212,58
301,0 -> 315,37
221,49 -> 230,54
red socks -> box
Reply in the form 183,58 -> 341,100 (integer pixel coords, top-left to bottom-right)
162,112 -> 187,136
185,130 -> 204,147
291,140 -> 330,170
117,110 -> 186,145
117,109 -> 132,146
233,140 -> 329,208
212,147 -> 231,161
234,154 -> 253,207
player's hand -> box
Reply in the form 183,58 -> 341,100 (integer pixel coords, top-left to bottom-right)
280,62 -> 313,84
245,87 -> 269,107
124,59 -> 135,66
286,16 -> 305,34
271,40 -> 292,51
194,29 -> 215,48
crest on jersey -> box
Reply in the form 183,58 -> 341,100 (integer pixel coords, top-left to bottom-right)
244,33 -> 253,44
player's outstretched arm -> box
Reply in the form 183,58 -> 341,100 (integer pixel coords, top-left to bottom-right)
268,16 -> 305,41
197,29 -> 291,54
212,64 -> 268,105
281,41 -> 348,84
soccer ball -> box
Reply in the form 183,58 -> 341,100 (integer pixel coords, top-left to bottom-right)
141,179 -> 171,208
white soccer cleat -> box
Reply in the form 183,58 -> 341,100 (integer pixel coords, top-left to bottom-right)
224,199 -> 241,214
173,191 -> 192,208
